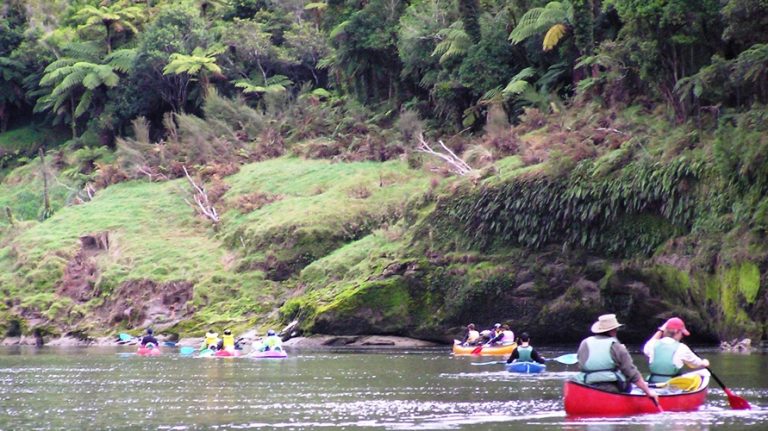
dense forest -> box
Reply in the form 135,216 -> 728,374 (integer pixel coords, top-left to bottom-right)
1,0 -> 767,343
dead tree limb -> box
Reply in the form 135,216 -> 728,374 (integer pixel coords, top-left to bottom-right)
183,166 -> 219,223
416,134 -> 473,176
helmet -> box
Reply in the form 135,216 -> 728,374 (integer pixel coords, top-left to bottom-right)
224,329 -> 232,335
267,329 -> 276,336
147,328 -> 153,335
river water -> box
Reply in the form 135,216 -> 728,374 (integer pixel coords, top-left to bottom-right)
0,346 -> 765,430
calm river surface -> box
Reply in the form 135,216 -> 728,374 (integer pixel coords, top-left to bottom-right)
0,346 -> 766,430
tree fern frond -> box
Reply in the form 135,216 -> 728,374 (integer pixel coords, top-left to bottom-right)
503,80 -> 531,96
543,24 -> 568,51
74,90 -> 93,118
106,48 -> 138,73
329,20 -> 351,39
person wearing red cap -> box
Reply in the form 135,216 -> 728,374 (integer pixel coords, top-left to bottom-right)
643,317 -> 710,383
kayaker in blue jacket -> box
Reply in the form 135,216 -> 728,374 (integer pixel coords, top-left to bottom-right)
506,332 -> 545,364
140,328 -> 159,347
575,314 -> 658,404
643,317 -> 709,383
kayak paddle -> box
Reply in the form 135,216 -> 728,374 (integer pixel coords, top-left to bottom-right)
163,341 -> 177,347
689,347 -> 750,409
546,353 -> 578,365
470,345 -> 484,355
471,360 -> 506,366
118,333 -> 133,342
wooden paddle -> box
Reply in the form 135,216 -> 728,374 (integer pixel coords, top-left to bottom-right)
689,347 -> 751,410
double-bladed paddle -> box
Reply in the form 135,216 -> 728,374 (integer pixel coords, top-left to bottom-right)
471,353 -> 577,366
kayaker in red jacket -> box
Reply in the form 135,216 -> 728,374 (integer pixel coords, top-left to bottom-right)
575,314 -> 659,405
643,317 -> 709,383
506,332 -> 545,364
140,328 -> 159,347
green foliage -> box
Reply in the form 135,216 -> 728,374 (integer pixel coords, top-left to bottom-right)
424,154 -> 706,256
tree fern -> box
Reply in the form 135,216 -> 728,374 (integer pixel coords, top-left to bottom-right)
432,21 -> 471,64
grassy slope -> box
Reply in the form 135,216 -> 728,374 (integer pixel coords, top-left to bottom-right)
0,156 -> 429,335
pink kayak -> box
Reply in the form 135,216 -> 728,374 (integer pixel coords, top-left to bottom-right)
137,346 -> 162,356
249,349 -> 287,359
214,349 -> 242,357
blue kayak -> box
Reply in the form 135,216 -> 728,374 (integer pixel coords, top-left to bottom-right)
505,361 -> 546,374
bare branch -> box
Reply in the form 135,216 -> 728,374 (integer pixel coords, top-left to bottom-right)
416,133 -> 473,176
183,165 -> 220,223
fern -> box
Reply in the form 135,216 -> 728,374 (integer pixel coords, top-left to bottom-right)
543,24 -> 568,51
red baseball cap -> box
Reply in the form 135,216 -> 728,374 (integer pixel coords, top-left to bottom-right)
665,317 -> 690,336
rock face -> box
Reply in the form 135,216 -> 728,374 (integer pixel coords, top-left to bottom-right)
56,232 -> 110,302
296,247 -> 747,344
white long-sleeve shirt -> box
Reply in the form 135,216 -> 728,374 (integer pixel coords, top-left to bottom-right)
643,336 -> 707,369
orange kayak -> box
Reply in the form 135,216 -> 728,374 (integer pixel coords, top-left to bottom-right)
452,341 -> 517,356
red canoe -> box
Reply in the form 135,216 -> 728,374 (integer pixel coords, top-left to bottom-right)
214,349 -> 242,357
563,375 -> 709,416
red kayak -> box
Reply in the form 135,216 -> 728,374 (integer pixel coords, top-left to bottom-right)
563,375 -> 709,416
214,349 -> 242,357
137,346 -> 162,356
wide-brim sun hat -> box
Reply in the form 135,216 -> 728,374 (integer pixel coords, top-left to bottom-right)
591,314 -> 624,334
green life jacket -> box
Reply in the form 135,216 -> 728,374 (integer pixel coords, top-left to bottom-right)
517,345 -> 533,362
648,339 -> 682,383
577,336 -> 625,384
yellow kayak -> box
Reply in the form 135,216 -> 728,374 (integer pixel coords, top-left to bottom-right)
452,341 -> 517,356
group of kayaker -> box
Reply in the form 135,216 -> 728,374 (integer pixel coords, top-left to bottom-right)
460,322 -> 515,346
574,313 -> 708,405
137,327 -> 283,353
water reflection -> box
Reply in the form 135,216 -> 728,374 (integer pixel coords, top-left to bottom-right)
0,347 -> 765,430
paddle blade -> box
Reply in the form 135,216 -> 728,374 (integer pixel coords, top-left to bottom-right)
163,341 -> 177,347
470,345 -> 483,355
551,353 -> 578,365
667,374 -> 702,392
179,346 -> 196,355
725,388 -> 751,410
118,333 -> 132,342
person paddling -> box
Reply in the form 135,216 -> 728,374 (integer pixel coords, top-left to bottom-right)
140,328 -> 159,348
574,314 -> 659,404
218,329 -> 237,352
643,317 -> 709,384
260,329 -> 283,352
201,330 -> 220,351
488,323 -> 514,345
461,323 -> 481,346
506,332 -> 545,364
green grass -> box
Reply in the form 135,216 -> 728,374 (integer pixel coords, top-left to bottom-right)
0,126 -> 49,153
219,157 -> 429,269
0,160 -> 74,227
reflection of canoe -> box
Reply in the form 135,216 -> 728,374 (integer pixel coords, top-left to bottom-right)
563,374 -> 709,416
214,349 -> 242,357
137,346 -> 162,356
506,361 -> 546,374
249,349 -> 287,359
452,341 -> 517,356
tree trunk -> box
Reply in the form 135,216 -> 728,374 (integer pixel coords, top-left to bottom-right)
39,148 -> 52,220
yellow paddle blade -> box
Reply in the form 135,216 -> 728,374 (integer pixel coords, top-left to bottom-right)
657,374 -> 702,392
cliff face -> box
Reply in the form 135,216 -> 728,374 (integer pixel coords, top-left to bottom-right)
1,116 -> 767,344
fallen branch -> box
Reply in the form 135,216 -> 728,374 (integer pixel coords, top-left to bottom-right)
595,127 -> 627,136
183,165 -> 219,223
416,134 -> 473,176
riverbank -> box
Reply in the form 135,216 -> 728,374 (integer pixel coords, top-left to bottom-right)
0,333 -> 441,349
